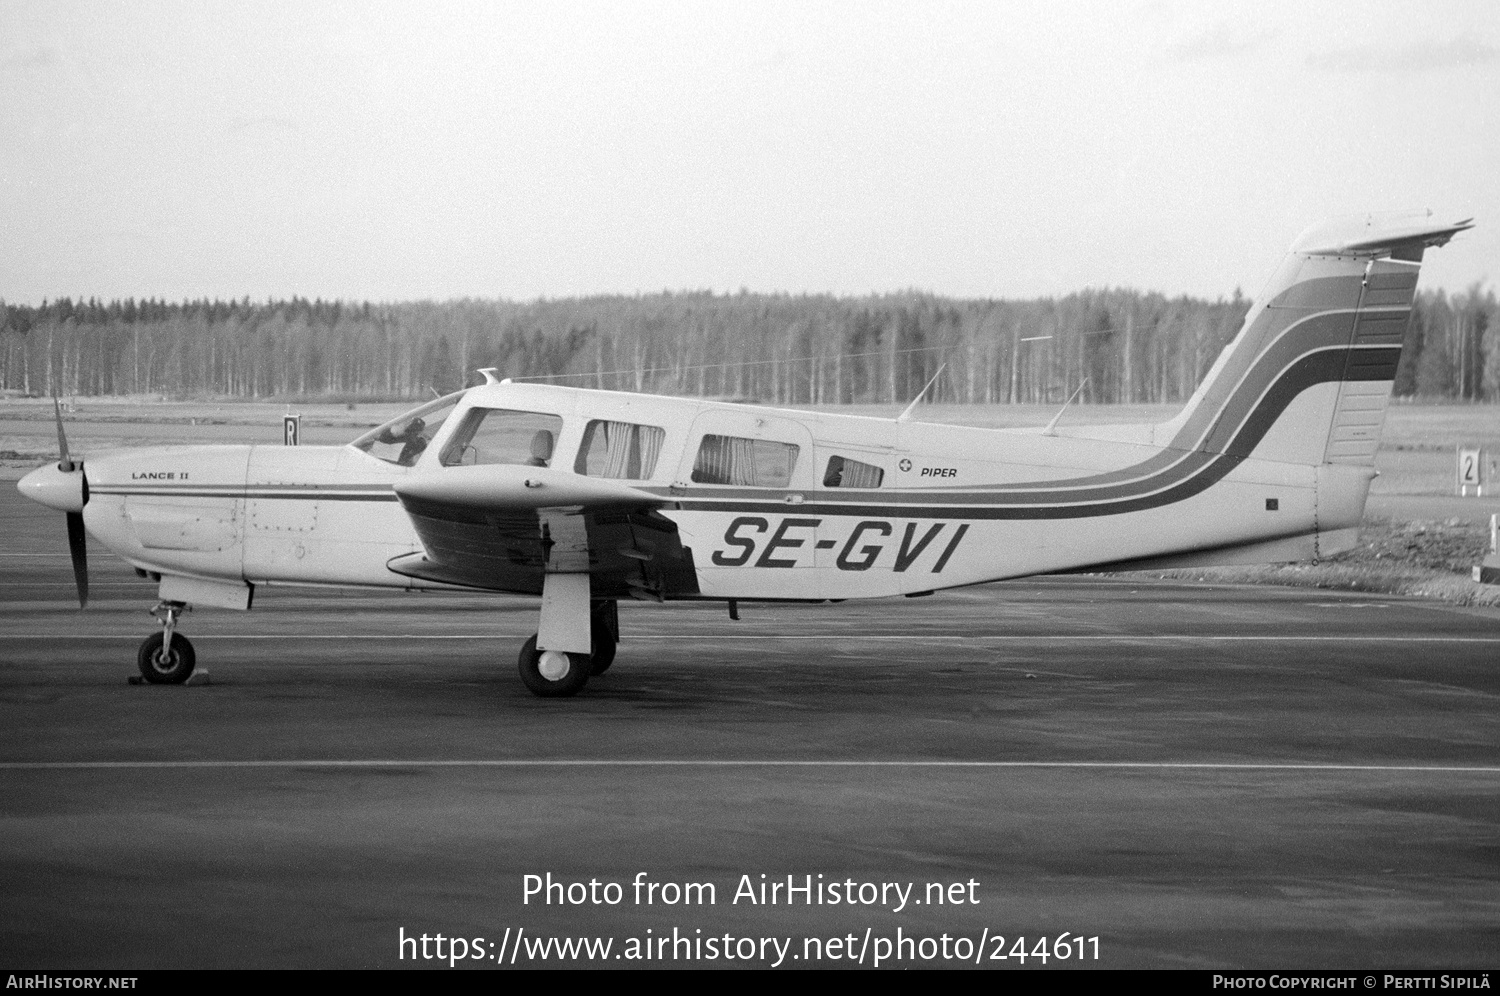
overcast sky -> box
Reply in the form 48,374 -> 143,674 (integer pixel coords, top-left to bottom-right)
1,0 -> 1495,306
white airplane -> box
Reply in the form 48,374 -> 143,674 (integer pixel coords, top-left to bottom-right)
17,213 -> 1473,696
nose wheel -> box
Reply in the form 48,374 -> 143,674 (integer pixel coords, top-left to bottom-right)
137,601 -> 196,684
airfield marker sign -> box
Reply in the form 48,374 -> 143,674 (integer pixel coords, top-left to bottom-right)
283,414 -> 301,446
1456,446 -> 1482,496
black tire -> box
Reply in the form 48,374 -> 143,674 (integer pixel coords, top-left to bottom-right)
517,634 -> 590,697
589,601 -> 618,675
137,632 -> 196,685
589,637 -> 616,675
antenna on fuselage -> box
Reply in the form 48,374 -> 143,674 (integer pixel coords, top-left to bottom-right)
896,364 -> 947,423
1042,378 -> 1089,436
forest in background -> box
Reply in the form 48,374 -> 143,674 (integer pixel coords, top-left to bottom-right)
0,285 -> 1496,406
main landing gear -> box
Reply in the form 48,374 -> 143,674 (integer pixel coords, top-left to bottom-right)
136,600 -> 196,684
587,600 -> 618,675
517,597 -> 618,698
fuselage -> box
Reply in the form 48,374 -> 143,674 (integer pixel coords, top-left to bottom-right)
72,379 -> 1370,602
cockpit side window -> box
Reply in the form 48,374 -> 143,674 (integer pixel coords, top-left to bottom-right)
439,408 -> 564,467
351,393 -> 462,467
691,435 -> 800,487
575,420 -> 666,480
823,455 -> 884,488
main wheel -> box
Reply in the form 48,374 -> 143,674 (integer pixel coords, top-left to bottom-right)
137,632 -> 196,685
517,634 -> 591,697
589,637 -> 616,675
589,601 -> 618,675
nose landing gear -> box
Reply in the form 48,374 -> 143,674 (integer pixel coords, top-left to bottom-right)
516,596 -> 619,697
136,601 -> 196,684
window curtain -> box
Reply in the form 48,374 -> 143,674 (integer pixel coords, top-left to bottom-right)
841,459 -> 883,489
635,425 -> 664,479
693,434 -> 731,484
693,434 -> 797,486
586,421 -> 666,479
602,421 -> 633,478
729,437 -> 759,486
694,434 -> 758,485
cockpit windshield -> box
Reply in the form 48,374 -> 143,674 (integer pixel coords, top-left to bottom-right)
351,392 -> 463,467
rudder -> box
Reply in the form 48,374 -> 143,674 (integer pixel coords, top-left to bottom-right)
1320,258 -> 1419,466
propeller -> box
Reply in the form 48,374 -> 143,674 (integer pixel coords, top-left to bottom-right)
66,506 -> 89,608
54,396 -> 74,472
52,396 -> 88,608
17,397 -> 91,606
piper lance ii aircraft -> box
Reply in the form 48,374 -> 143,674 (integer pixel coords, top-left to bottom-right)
17,213 -> 1474,696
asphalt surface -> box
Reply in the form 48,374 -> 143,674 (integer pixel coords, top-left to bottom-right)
2,484 -> 1499,969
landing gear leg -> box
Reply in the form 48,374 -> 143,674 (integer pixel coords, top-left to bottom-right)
137,601 -> 196,684
518,574 -> 593,697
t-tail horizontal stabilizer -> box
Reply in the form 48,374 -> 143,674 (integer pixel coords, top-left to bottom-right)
1294,213 -> 1474,260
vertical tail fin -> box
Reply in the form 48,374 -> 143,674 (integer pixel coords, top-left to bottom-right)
1159,212 -> 1473,468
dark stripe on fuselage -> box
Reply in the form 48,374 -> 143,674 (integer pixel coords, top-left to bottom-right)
92,483 -> 393,492
669,345 -> 1397,520
90,488 -> 399,502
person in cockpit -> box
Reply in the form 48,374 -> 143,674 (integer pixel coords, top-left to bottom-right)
377,417 -> 428,466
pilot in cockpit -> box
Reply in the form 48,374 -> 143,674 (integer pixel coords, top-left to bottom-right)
527,429 -> 554,467
377,417 -> 428,466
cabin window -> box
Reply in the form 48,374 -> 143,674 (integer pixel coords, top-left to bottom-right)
823,455 -> 884,488
439,408 -> 565,467
691,435 -> 800,488
575,420 -> 666,480
351,393 -> 463,467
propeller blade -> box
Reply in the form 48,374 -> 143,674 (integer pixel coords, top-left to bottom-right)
66,511 -> 88,609
52,396 -> 73,472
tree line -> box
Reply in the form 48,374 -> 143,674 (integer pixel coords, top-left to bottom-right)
0,286 -> 1495,405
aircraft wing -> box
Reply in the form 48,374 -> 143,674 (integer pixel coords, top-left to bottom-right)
386,465 -> 700,599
